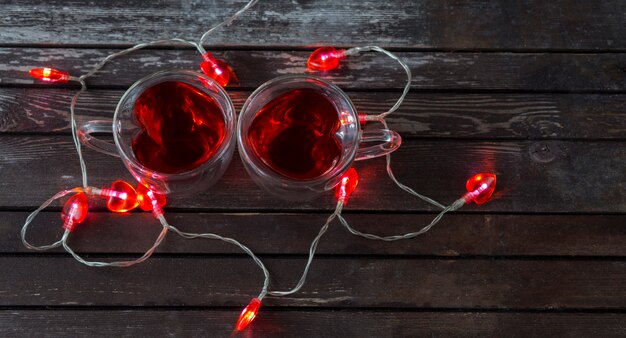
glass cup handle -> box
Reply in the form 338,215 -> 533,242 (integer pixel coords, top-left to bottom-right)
77,120 -> 120,158
355,129 -> 402,161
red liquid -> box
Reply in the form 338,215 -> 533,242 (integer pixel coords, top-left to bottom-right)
132,81 -> 226,174
247,88 -> 342,180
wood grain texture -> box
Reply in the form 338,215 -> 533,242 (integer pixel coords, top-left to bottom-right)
1,136 -> 624,213
0,0 -> 624,49
1,256 -> 626,308
1,0 -> 624,333
3,310 -> 626,337
1,48 -> 625,91
2,88 -> 626,139
9,211 -> 626,257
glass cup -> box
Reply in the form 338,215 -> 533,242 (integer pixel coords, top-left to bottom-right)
237,75 -> 402,200
78,70 -> 237,196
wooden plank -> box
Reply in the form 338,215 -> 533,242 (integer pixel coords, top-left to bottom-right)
3,310 -> 626,337
8,212 -> 626,257
1,49 -> 625,91
2,88 -> 626,139
0,1 -> 623,49
1,256 -> 626,308
0,136 -> 624,213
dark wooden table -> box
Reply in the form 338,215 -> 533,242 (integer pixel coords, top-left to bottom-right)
1,1 -> 625,336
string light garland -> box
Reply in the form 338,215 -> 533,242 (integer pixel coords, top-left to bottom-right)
20,1 -> 498,332
247,47 -> 497,330
22,0 -> 273,329
307,45 -> 497,210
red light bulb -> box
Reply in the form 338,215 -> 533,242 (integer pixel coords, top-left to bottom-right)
335,168 -> 359,202
29,67 -> 70,83
103,180 -> 139,213
200,52 -> 234,87
235,298 -> 261,331
136,184 -> 166,212
61,193 -> 89,231
463,173 -> 496,204
307,47 -> 346,71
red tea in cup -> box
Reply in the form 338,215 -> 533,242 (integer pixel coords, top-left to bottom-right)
79,70 -> 237,195
247,88 -> 342,180
132,81 -> 226,174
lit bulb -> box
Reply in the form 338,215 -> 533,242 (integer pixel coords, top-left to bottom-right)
200,52 -> 234,87
307,47 -> 346,71
235,298 -> 261,331
61,193 -> 89,231
29,67 -> 70,83
463,173 -> 496,204
101,180 -> 139,213
335,168 -> 359,203
340,111 -> 355,125
136,184 -> 166,212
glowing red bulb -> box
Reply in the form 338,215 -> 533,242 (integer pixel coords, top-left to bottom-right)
335,168 -> 359,202
235,298 -> 261,331
103,180 -> 139,213
61,193 -> 89,231
307,47 -> 346,71
463,173 -> 496,204
136,184 -> 166,212
29,67 -> 70,83
200,52 -> 234,87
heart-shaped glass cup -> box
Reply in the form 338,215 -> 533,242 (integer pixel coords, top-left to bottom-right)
238,75 -> 402,200
79,70 -> 236,195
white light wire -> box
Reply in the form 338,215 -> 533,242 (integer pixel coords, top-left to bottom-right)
345,46 -> 446,210
337,46 -> 468,240
267,201 -> 344,297
338,199 -> 465,242
197,0 -> 260,55
344,46 -> 411,119
21,0 -> 271,299
21,188 -> 82,251
162,218 -> 271,299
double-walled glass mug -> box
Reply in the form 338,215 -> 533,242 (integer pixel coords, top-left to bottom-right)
79,70 -> 236,195
238,75 -> 402,200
